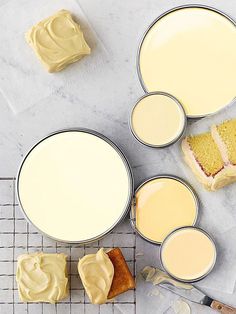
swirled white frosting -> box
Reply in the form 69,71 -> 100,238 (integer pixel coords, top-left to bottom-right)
26,10 -> 90,72
141,266 -> 192,290
78,248 -> 114,304
16,252 -> 68,303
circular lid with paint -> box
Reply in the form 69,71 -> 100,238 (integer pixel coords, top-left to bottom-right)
130,175 -> 199,244
17,129 -> 133,243
160,226 -> 217,282
130,92 -> 186,148
138,6 -> 236,118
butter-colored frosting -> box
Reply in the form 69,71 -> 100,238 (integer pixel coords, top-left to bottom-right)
141,266 -> 192,290
78,248 -> 114,304
16,252 -> 68,303
26,10 -> 91,72
142,267 -> 192,313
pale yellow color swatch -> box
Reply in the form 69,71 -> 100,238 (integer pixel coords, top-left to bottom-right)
135,178 -> 197,243
139,7 -> 236,117
131,94 -> 185,146
18,131 -> 131,242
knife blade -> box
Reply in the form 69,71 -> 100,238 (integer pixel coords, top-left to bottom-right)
159,281 -> 212,306
141,266 -> 236,313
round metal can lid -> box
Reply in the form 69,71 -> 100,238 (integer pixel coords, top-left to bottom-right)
130,92 -> 187,148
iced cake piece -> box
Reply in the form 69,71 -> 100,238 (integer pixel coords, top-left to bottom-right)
78,248 -> 135,304
26,10 -> 91,72
78,248 -> 114,304
16,252 -> 68,303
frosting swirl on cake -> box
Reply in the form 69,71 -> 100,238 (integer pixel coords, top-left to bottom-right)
16,252 -> 68,303
78,248 -> 114,304
26,10 -> 91,72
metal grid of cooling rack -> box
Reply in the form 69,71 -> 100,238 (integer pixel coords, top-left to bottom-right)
0,178 -> 136,314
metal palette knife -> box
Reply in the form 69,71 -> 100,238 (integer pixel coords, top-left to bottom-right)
142,267 -> 236,314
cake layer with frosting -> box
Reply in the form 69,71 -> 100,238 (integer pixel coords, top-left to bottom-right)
211,119 -> 236,165
78,248 -> 114,304
78,247 -> 135,304
182,119 -> 236,191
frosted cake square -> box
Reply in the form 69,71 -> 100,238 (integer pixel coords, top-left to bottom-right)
25,10 -> 90,72
16,252 -> 68,303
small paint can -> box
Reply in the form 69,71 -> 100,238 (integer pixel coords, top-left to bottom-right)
130,92 -> 187,148
160,226 -> 217,283
130,175 -> 199,245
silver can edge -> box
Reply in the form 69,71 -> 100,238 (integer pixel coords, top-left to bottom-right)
16,128 -> 134,245
160,226 -> 217,283
129,174 -> 200,245
136,4 -> 236,119
129,91 -> 187,148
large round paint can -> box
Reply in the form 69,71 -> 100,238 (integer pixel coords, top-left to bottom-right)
137,5 -> 236,118
17,129 -> 133,244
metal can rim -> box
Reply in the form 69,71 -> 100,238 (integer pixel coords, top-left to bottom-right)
160,226 -> 217,283
129,174 -> 200,245
129,91 -> 187,148
136,4 -> 236,119
16,128 -> 134,245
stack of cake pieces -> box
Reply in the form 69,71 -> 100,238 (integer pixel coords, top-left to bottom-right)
182,119 -> 236,191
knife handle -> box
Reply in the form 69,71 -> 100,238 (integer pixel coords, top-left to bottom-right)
211,300 -> 236,314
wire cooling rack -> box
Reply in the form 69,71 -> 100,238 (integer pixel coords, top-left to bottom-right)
0,178 -> 136,314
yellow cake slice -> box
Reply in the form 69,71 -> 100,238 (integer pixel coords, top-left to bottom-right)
211,119 -> 236,165
182,118 -> 236,191
182,133 -> 225,190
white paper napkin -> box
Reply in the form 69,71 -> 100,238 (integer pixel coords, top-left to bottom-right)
0,0 -> 110,114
